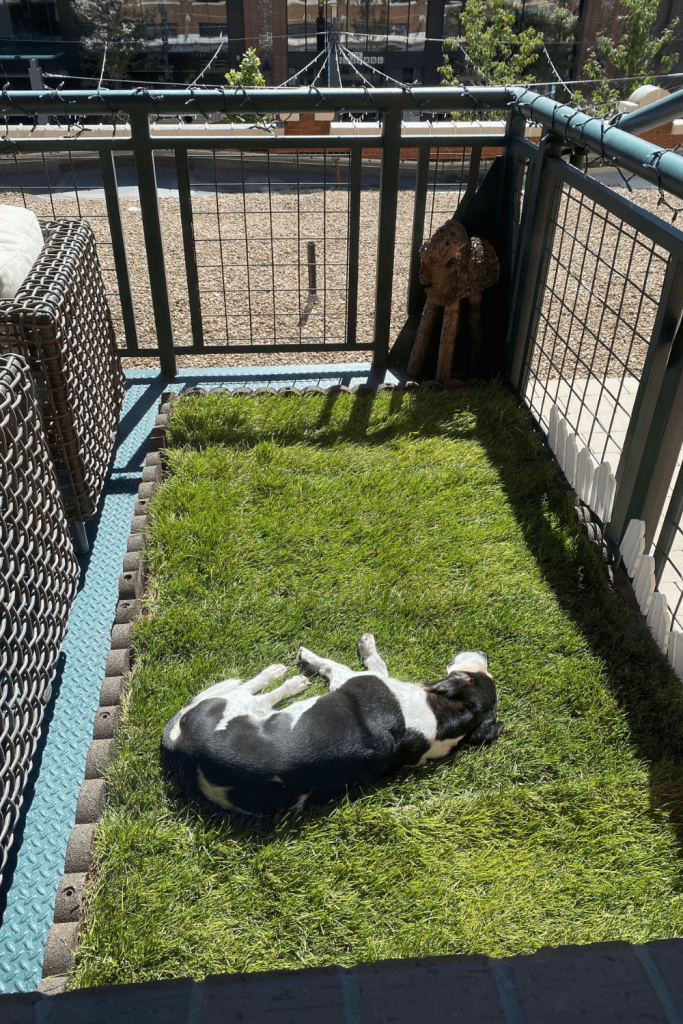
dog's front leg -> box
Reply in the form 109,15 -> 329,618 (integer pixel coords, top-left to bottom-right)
297,646 -> 355,691
257,674 -> 310,709
243,663 -> 289,694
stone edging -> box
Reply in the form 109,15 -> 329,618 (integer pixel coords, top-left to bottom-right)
180,380 -> 466,397
37,401 -> 170,995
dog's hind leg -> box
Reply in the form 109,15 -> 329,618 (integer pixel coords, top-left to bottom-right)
258,674 -> 310,708
357,633 -> 388,681
185,676 -> 243,708
297,646 -> 355,690
243,663 -> 289,694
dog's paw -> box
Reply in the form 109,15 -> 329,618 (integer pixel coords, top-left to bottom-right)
268,663 -> 289,679
357,633 -> 376,660
287,674 -> 311,695
296,646 -> 318,674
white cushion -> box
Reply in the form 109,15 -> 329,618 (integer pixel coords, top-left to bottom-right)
0,206 -> 44,299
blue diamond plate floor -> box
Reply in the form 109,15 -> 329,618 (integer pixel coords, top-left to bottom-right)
0,362 -> 396,995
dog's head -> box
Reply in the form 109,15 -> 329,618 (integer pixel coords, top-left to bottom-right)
424,650 -> 504,745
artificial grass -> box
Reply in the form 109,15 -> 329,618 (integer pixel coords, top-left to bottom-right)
73,385 -> 683,986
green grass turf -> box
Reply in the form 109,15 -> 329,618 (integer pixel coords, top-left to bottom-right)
73,385 -> 683,986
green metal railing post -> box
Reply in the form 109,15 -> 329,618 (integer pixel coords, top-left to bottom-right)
608,257 -> 683,550
372,107 -> 402,374
129,110 -> 176,377
616,87 -> 683,136
346,147 -> 362,347
175,149 -> 204,350
507,131 -> 564,392
406,144 -> 431,319
497,110 -> 527,380
100,149 -> 139,353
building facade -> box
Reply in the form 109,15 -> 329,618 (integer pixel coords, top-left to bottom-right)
1,0 -> 677,95
284,0 -> 452,87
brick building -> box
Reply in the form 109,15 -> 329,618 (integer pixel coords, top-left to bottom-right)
0,0 -> 679,92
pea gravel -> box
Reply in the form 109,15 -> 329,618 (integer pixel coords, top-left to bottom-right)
3,180 -> 672,373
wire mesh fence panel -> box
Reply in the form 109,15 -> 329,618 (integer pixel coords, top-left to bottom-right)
523,182 -> 668,471
0,147 -> 139,347
0,353 -> 79,890
0,124 -> 506,367
657,524 -> 683,633
185,147 -> 361,352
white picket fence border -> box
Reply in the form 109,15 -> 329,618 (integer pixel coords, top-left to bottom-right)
619,518 -> 682,680
547,405 -> 616,523
544,407 -> 682,682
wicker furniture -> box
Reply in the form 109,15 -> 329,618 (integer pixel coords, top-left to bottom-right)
0,218 -> 125,546
0,353 -> 79,889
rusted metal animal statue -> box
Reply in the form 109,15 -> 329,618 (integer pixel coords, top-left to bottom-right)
407,217 -> 500,382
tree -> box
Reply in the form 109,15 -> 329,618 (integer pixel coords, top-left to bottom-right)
223,48 -> 267,123
575,0 -> 679,116
439,0 -> 545,89
72,0 -> 149,84
523,0 -> 580,87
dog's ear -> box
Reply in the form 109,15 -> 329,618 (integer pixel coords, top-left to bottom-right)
425,671 -> 473,699
469,716 -> 505,746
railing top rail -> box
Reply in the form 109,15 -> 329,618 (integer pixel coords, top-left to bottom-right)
615,87 -> 683,136
510,87 -> 683,204
0,85 -> 515,118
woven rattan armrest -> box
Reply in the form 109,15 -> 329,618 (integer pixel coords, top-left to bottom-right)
0,217 -> 125,522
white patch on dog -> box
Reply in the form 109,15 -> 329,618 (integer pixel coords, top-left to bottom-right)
419,734 -> 465,764
197,768 -> 236,810
293,792 -> 310,812
168,719 -> 182,743
270,775 -> 284,784
447,651 -> 488,675
383,678 -> 438,744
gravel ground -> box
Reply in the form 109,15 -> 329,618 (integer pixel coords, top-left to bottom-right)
3,175 -> 677,375
4,183 -> 461,371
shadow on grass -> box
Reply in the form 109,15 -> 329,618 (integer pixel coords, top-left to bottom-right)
163,383 -> 683,853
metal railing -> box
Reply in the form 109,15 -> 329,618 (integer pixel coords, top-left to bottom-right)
0,87 -> 511,378
6,83 -> 683,661
504,87 -> 683,658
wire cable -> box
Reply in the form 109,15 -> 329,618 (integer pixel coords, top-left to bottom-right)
277,50 -> 328,88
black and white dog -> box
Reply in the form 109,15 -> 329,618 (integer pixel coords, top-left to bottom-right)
162,634 -> 504,816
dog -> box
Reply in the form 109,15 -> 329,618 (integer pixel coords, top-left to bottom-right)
162,633 -> 504,816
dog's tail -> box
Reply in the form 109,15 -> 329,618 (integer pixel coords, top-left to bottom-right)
162,709 -> 184,752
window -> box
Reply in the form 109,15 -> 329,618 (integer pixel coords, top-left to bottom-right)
443,1 -> 462,38
199,22 -> 227,36
145,22 -> 178,39
288,1 -> 430,57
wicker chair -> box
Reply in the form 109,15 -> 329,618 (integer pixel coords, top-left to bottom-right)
0,218 -> 125,550
0,352 -> 79,888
